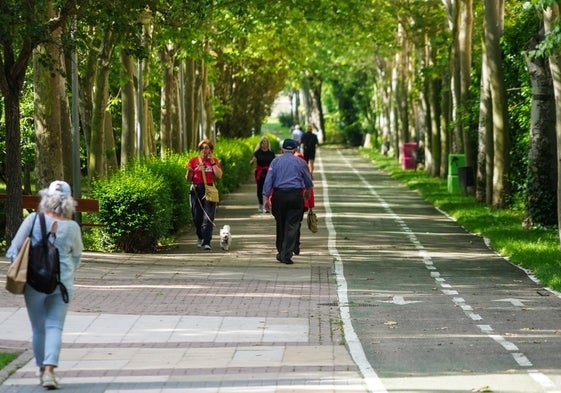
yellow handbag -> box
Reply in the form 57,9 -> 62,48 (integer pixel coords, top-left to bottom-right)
199,157 -> 219,203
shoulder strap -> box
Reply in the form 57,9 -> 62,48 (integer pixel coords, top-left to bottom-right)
38,212 -> 48,239
198,157 -> 208,186
28,213 -> 38,236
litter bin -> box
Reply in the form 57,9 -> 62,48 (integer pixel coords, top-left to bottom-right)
447,154 -> 465,194
401,142 -> 417,170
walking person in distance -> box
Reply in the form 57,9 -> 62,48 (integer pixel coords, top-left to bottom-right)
263,139 -> 314,264
185,139 -> 223,250
300,124 -> 319,176
6,180 -> 83,389
249,136 -> 276,213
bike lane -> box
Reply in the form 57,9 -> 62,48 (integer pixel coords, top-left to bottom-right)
318,148 -> 561,393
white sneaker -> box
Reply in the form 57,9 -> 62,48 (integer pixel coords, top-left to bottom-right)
204,244 -> 211,250
42,371 -> 59,389
197,239 -> 203,247
257,205 -> 263,212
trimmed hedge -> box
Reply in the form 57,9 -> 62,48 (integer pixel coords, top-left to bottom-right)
88,136 -> 279,253
93,165 -> 173,252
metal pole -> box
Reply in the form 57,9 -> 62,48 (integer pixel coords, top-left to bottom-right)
71,16 -> 82,224
136,55 -> 144,160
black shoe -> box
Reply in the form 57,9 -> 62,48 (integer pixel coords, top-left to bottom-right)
276,254 -> 293,264
293,247 -> 300,256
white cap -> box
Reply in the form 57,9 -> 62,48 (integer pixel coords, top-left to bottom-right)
47,180 -> 71,197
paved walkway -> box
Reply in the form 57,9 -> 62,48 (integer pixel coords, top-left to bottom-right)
0,152 -> 369,392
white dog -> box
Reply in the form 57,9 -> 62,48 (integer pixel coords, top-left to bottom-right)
219,225 -> 232,251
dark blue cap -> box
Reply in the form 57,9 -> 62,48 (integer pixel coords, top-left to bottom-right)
282,139 -> 297,150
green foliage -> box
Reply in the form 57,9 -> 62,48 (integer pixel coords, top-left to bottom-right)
342,122 -> 364,147
278,113 -> 293,128
361,147 -> 561,293
144,154 -> 192,233
93,166 -> 173,253
214,138 -> 254,191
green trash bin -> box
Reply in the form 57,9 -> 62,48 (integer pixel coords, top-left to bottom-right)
448,154 -> 465,176
448,154 -> 465,194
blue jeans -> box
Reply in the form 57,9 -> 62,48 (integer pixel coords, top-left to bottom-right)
190,184 -> 216,246
24,285 -> 70,367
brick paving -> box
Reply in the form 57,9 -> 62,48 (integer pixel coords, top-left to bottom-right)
0,177 -> 368,392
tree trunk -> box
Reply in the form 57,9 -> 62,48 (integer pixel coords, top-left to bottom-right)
79,43 -> 96,162
459,0 -> 474,166
104,108 -> 118,173
185,58 -> 197,150
3,92 -> 24,244
543,3 -> 561,245
32,14 -> 65,190
160,47 -> 174,154
523,27 -> 557,227
440,73 -> 451,177
477,41 -> 493,204
120,50 -> 136,166
88,29 -> 114,181
484,0 -> 510,208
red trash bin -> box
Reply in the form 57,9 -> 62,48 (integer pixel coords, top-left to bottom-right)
401,142 -> 417,170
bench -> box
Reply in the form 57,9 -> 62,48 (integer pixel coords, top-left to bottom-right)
0,194 -> 101,227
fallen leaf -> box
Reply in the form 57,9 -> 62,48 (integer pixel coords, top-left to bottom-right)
472,386 -> 493,392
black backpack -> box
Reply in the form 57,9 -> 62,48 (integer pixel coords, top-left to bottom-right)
27,213 -> 69,303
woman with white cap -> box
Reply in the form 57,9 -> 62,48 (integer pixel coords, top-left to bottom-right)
6,180 -> 83,389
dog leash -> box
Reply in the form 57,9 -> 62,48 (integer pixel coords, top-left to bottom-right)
197,157 -> 216,227
196,192 -> 216,227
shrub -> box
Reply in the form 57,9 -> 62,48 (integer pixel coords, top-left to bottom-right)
214,138 -> 253,192
144,154 -> 192,233
278,112 -> 293,128
93,166 -> 173,252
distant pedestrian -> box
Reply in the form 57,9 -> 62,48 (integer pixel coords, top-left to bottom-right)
263,139 -> 314,264
6,180 -> 83,389
291,124 -> 304,151
300,124 -> 319,175
185,139 -> 223,250
249,136 -> 276,213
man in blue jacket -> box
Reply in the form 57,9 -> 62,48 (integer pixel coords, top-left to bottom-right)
263,139 -> 314,264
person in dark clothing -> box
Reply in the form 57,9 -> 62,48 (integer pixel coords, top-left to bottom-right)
263,139 -> 314,264
300,124 -> 319,175
249,136 -> 276,213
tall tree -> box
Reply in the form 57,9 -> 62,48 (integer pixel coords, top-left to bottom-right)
524,25 -> 557,227
484,0 -> 510,208
0,0 -> 76,243
542,2 -> 561,244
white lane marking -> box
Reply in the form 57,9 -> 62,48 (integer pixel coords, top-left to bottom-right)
379,296 -> 423,305
489,335 -> 519,351
494,298 -> 526,307
318,153 -> 388,393
512,353 -> 533,367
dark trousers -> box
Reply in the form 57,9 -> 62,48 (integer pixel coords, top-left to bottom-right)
256,176 -> 266,205
190,184 -> 216,245
271,189 -> 304,262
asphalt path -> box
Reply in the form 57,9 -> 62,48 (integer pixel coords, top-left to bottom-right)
318,147 -> 561,393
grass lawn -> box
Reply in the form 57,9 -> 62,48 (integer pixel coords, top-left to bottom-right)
0,352 -> 17,373
360,147 -> 561,293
